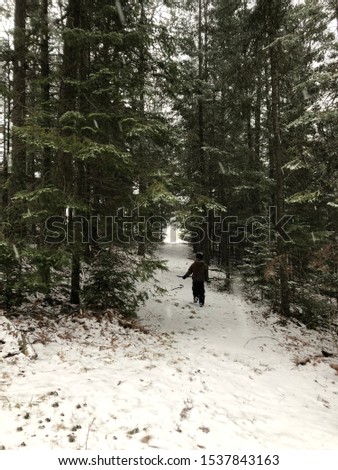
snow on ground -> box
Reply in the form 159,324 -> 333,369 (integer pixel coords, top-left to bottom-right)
0,242 -> 338,451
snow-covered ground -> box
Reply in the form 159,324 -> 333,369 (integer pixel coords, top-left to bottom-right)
0,242 -> 338,451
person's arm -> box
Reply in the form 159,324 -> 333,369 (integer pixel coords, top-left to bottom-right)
182,263 -> 194,279
204,263 -> 209,282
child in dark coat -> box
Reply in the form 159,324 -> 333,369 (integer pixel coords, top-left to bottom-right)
182,252 -> 209,306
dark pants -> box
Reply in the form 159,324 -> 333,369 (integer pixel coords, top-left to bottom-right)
192,281 -> 205,305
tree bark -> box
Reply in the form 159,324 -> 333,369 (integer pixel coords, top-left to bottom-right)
11,0 -> 27,194
1,75 -> 10,211
41,0 -> 51,184
58,0 -> 81,193
254,70 -> 262,163
197,0 -> 210,262
60,0 -> 82,304
265,62 -> 274,204
270,42 -> 290,317
70,229 -> 81,305
198,0 -> 204,175
137,0 -> 147,257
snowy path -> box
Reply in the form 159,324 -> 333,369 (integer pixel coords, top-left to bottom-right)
0,242 -> 337,450
138,243 -> 338,450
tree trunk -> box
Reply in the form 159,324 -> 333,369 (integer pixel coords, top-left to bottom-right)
1,77 -> 10,211
70,243 -> 81,305
137,0 -> 147,257
198,0 -> 204,176
270,44 -> 290,318
220,226 -> 231,281
197,0 -> 210,262
60,0 -> 82,304
254,70 -> 262,163
250,66 -> 262,213
246,100 -> 253,151
11,0 -> 27,194
58,0 -> 81,193
41,0 -> 51,184
265,62 -> 275,205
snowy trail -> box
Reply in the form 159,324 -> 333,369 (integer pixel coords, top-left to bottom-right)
0,242 -> 338,450
139,243 -> 338,450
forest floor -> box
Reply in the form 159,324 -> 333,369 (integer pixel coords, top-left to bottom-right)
0,242 -> 338,451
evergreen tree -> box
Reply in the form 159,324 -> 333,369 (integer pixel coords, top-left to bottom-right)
0,0 -> 336,327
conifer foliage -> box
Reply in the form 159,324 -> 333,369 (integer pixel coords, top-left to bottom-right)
0,0 -> 337,329
0,0 -> 172,313
167,0 -> 337,327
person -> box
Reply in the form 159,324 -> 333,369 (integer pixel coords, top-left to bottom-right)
182,252 -> 209,307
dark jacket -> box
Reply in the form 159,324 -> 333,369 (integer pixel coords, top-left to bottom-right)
183,260 -> 209,282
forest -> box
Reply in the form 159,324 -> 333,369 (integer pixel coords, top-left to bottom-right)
0,0 -> 337,331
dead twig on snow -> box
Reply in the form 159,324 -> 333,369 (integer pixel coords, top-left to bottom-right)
244,336 -> 282,348
85,417 -> 96,450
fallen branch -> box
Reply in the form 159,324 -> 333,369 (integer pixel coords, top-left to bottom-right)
330,364 -> 338,375
0,315 -> 38,360
85,417 -> 96,450
117,317 -> 149,334
244,336 -> 282,348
